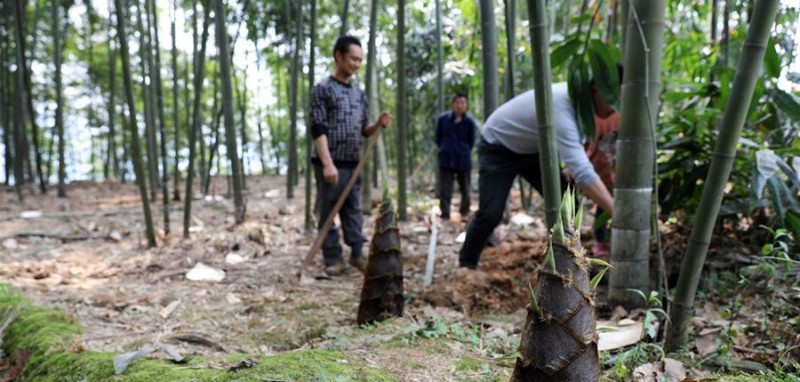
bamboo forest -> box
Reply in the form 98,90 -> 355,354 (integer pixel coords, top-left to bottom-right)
1,0 -> 800,380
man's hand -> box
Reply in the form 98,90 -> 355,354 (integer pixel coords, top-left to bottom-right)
378,112 -> 394,128
323,163 -> 339,185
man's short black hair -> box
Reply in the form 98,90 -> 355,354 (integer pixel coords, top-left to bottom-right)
451,92 -> 468,102
333,35 -> 362,59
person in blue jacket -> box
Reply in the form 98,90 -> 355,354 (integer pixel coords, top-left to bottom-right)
435,93 -> 478,220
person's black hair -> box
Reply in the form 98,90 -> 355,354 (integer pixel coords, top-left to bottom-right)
451,92 -> 468,102
333,35 -> 362,59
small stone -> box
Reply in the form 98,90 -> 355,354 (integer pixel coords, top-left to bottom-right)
2,238 -> 18,249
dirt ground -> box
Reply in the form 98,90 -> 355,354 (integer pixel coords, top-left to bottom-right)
0,175 -> 797,381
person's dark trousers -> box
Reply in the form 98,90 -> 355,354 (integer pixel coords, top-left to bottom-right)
458,138 -> 570,269
439,167 -> 471,219
313,164 -> 367,266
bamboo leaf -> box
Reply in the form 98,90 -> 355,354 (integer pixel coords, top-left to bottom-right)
768,176 -> 786,224
771,89 -> 800,122
575,197 -> 584,233
551,37 -> 582,69
544,241 -> 557,274
590,257 -> 614,268
527,282 -> 539,314
626,288 -> 648,305
588,39 -> 620,106
590,268 -> 607,289
764,37 -> 780,79
567,59 -> 595,139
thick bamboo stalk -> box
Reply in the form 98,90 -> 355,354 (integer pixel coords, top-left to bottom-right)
305,0 -> 318,232
609,0 -> 665,308
665,0 -> 780,352
526,0 -> 561,228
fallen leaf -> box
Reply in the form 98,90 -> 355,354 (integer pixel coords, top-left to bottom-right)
108,231 -> 123,242
185,263 -> 225,282
696,333 -> 720,356
663,358 -> 687,380
159,300 -> 182,319
226,293 -> 242,305
632,362 -> 661,382
598,320 -> 643,351
114,345 -> 155,375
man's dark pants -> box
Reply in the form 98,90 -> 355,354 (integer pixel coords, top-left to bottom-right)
313,164 -> 367,266
439,167 -> 471,219
458,138 -> 569,269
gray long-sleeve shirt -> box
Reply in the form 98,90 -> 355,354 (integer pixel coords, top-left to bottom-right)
481,82 -> 599,187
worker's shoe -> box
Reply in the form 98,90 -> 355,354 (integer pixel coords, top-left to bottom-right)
324,260 -> 347,276
348,256 -> 367,273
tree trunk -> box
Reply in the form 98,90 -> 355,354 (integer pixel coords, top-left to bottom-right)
287,0 -> 303,199
305,0 -> 318,232
204,74 -> 221,195
214,0 -> 246,223
720,0 -> 730,68
526,0 -> 561,232
361,0 -> 380,214
115,0 -> 157,247
0,38 -> 9,186
396,0 -> 408,221
479,0 -> 498,118
619,0 -> 629,57
11,0 -> 27,199
235,69 -> 248,189
171,0 -> 181,201
147,0 -> 171,234
512,192 -> 599,381
183,3 -> 211,238
105,19 -> 120,180
54,1 -> 67,197
505,0 -> 516,101
665,0 -> 780,352
135,0 -> 160,201
609,0 -> 666,308
340,0 -> 350,36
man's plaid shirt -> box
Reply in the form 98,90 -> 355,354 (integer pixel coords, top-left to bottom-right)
309,76 -> 369,167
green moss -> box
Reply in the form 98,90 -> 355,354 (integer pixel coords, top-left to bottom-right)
0,286 -> 396,382
455,356 -> 487,372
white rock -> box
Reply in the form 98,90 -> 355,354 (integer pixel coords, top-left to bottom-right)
20,211 -> 42,219
510,212 -> 536,226
455,232 -> 467,244
264,189 -> 280,198
225,253 -> 246,265
185,263 -> 226,282
2,239 -> 18,249
225,292 -> 242,304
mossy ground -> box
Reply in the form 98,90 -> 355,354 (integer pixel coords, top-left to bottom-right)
0,286 -> 394,382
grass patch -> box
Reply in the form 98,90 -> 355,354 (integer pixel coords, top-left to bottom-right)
0,285 -> 395,382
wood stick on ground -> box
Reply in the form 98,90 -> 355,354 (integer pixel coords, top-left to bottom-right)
300,131 -> 381,280
423,207 -> 438,287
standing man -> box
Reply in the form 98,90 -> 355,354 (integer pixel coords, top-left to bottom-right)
458,82 -> 616,269
435,93 -> 477,221
310,35 -> 393,276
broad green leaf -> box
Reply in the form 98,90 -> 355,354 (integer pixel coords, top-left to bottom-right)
785,211 -> 800,239
567,59 -> 596,139
775,156 -> 800,192
764,37 -> 780,79
771,89 -> 800,122
756,149 -> 778,179
644,311 -> 658,340
768,176 -> 786,224
588,39 -> 620,106
551,37 -> 582,70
